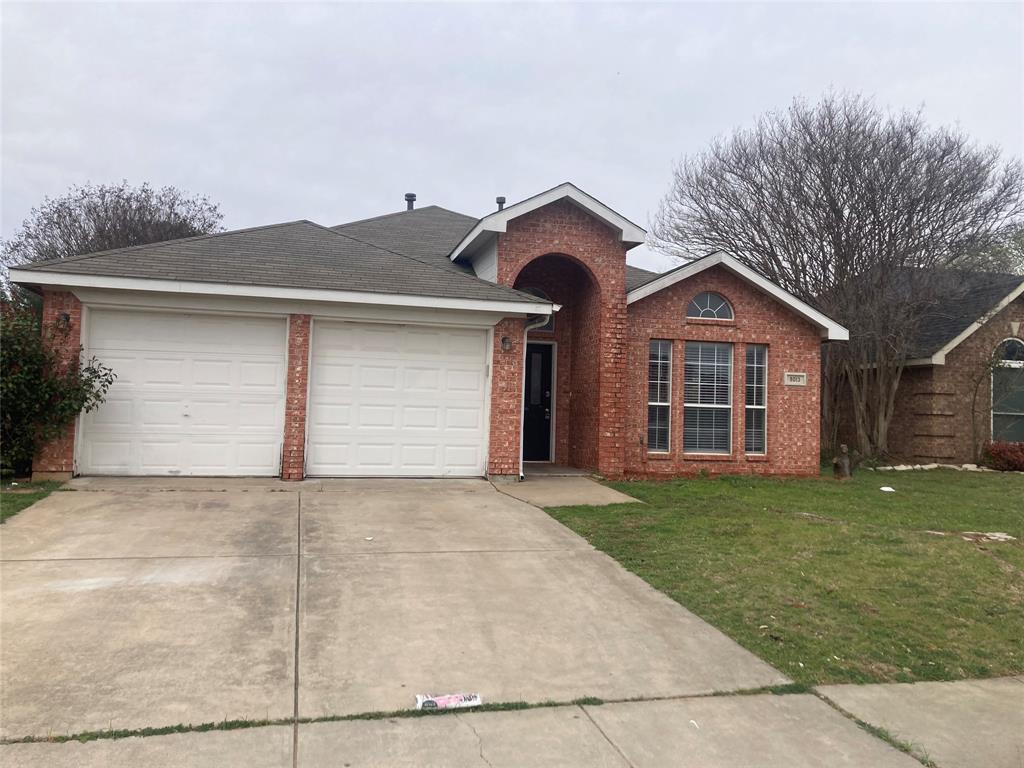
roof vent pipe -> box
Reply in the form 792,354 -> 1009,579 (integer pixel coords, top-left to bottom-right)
496,196 -> 506,211
405,193 -> 416,210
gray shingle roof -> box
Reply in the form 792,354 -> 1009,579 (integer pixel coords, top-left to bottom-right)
331,206 -> 478,272
625,264 -> 660,291
16,220 -> 541,305
910,270 -> 1024,358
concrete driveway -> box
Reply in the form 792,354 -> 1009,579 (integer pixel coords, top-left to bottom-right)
2,478 -> 929,766
1,478 -> 785,741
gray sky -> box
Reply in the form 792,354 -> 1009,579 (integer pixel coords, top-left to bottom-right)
2,1 -> 1021,272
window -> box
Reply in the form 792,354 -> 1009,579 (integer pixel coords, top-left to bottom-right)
687,292 -> 733,320
992,338 -> 1024,442
745,345 -> 767,453
648,340 -> 672,452
684,342 -> 732,453
521,287 -> 553,331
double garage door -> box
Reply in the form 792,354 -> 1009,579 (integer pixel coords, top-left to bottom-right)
78,310 -> 488,477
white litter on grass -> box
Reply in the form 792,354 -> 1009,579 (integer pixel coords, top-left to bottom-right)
689,720 -> 700,729
364,537 -> 374,541
961,531 -> 1017,543
879,486 -> 896,493
415,693 -> 482,710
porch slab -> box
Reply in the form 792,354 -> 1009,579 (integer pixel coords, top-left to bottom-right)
0,725 -> 293,768
582,695 -> 922,767
496,476 -> 640,508
818,677 -> 1024,768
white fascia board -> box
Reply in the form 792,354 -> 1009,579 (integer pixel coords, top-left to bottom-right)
922,280 -> 1024,366
450,182 -> 646,261
625,252 -> 850,341
9,268 -> 554,317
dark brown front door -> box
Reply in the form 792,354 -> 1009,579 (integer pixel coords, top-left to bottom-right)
523,343 -> 553,461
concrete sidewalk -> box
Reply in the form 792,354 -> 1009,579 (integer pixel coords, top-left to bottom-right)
495,476 -> 640,507
2,694 -> 923,767
819,676 -> 1024,768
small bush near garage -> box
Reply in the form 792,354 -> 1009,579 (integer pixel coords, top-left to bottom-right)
983,441 -> 1024,472
0,302 -> 115,475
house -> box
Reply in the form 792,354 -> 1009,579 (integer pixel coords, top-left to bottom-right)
883,271 -> 1024,463
10,182 -> 848,482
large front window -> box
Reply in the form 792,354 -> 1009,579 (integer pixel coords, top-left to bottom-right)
993,338 -> 1024,442
647,340 -> 672,452
684,342 -> 732,453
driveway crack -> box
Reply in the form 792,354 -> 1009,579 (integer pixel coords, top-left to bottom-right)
456,713 -> 494,768
580,705 -> 636,768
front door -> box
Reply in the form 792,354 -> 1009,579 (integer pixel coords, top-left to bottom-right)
523,343 -> 553,461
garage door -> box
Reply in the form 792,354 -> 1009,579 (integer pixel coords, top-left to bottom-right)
306,321 -> 489,476
78,310 -> 287,476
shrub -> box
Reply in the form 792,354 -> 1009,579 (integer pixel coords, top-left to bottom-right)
0,303 -> 115,475
983,441 -> 1024,472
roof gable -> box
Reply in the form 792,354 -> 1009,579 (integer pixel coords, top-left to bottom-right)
450,182 -> 646,261
626,252 -> 849,340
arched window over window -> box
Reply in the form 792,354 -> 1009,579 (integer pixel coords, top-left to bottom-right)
992,338 -> 1024,442
521,287 -> 554,331
687,292 -> 734,320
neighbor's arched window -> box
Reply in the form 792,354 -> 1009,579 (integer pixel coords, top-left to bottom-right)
687,292 -> 734,320
992,338 -> 1024,442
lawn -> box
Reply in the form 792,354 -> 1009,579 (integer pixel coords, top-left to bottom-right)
0,481 -> 63,523
547,470 -> 1024,686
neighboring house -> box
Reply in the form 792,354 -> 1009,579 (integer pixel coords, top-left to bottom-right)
11,182 -> 847,482
884,271 -> 1024,463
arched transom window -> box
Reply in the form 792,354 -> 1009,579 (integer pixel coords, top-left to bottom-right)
992,338 -> 1024,442
687,292 -> 734,320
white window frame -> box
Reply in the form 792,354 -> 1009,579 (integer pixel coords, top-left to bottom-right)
687,291 -> 734,321
647,340 -> 672,453
991,337 -> 1024,442
745,344 -> 768,455
683,342 -> 733,455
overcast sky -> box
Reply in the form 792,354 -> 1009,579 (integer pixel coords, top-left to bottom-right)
2,2 -> 1021,272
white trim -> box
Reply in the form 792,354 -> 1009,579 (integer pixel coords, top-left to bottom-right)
450,182 -> 646,261
524,339 -> 558,463
9,268 -> 554,317
912,282 -> 1024,366
626,253 -> 849,341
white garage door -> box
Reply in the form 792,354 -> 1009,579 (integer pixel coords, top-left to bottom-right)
78,309 -> 287,476
307,320 -> 489,477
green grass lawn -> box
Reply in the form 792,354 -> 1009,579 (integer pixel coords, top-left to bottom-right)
0,481 -> 63,523
547,470 -> 1024,686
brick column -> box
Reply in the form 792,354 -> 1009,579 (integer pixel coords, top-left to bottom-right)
596,295 -> 628,479
487,317 -> 526,480
32,290 -> 83,481
281,314 -> 311,480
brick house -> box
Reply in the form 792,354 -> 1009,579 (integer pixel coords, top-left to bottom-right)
11,182 -> 847,482
883,272 -> 1024,464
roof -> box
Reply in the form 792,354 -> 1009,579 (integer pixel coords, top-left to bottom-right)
625,252 -> 849,341
908,270 -> 1024,363
11,219 -> 544,308
625,264 -> 660,292
450,182 -> 647,261
331,205 -> 478,272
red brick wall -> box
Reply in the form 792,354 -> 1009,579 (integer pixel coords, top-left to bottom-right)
626,265 -> 822,477
488,317 -> 526,477
32,290 -> 83,479
494,200 -> 628,477
281,314 -> 311,480
887,294 -> 1024,463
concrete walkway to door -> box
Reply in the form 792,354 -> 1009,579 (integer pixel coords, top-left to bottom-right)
1,477 -> 923,766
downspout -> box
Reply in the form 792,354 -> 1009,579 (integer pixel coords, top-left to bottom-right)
519,306 -> 560,480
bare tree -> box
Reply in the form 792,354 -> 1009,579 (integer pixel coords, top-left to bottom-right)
2,181 -> 223,277
653,94 -> 1024,458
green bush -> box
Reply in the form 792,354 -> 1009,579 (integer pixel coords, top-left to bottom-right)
1,303 -> 115,475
